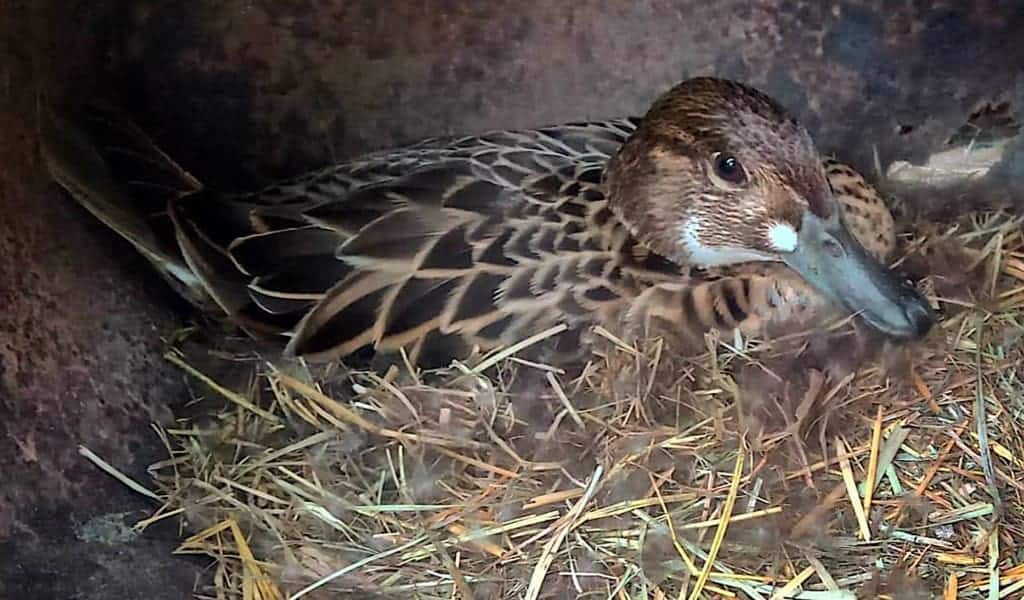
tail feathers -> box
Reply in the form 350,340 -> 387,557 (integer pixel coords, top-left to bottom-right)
40,103 -> 197,222
39,102 -> 248,319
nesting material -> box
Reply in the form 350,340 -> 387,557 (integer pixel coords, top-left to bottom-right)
88,196 -> 1023,600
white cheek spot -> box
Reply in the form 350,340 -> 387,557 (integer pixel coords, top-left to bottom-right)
766,222 -> 799,253
680,217 -> 778,267
680,218 -> 704,256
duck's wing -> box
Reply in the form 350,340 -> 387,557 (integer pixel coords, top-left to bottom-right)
264,159 -> 678,364
207,117 -> 662,365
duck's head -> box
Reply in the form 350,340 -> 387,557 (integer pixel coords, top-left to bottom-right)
606,77 -> 934,340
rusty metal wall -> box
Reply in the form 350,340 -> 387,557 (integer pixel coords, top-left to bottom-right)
3,1 -> 1023,597
119,1 -> 1024,188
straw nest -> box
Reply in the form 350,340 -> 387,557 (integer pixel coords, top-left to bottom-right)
84,163 -> 1024,599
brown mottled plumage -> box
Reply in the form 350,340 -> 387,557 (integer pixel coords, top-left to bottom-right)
40,77 -> 928,368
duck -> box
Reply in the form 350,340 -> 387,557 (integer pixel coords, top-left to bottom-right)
40,77 -> 934,368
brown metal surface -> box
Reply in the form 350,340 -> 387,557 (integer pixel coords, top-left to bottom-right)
120,1 -> 1024,188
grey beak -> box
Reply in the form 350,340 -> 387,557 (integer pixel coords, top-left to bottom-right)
782,212 -> 934,340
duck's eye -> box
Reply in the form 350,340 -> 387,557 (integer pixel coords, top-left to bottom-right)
713,153 -> 746,185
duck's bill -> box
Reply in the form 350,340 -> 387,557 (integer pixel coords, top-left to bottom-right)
782,213 -> 934,340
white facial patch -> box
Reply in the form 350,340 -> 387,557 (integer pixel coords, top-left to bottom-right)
681,218 -> 776,267
766,221 -> 799,253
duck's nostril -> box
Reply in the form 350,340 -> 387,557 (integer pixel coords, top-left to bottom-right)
823,238 -> 843,258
